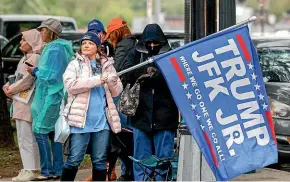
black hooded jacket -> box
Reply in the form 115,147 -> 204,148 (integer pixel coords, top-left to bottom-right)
123,24 -> 178,132
113,36 -> 136,73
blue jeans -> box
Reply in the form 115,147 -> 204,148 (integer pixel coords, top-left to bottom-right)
64,130 -> 110,170
34,132 -> 63,177
133,128 -> 175,181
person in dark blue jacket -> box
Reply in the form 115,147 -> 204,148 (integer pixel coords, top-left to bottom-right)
123,24 -> 178,181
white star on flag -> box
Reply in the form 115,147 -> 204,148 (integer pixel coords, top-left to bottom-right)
182,83 -> 188,89
262,103 -> 268,110
248,63 -> 254,70
258,93 -> 264,100
200,124 -> 205,131
254,84 -> 261,90
186,92 -> 192,99
191,103 -> 196,110
251,73 -> 257,80
196,114 -> 201,120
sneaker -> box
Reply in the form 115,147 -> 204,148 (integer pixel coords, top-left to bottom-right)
14,170 -> 39,181
12,170 -> 25,182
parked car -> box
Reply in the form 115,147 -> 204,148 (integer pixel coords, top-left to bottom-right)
0,14 -> 78,39
253,37 -> 290,163
1,32 -> 84,78
0,35 -> 8,48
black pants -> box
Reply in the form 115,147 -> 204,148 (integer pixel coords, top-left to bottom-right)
107,131 -> 134,179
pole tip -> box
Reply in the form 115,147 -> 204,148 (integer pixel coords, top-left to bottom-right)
249,16 -> 257,22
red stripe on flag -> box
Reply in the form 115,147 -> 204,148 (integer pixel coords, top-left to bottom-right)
266,111 -> 277,145
236,34 -> 251,62
170,57 -> 186,82
204,132 -> 219,167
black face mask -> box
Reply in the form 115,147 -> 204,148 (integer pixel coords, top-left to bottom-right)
145,44 -> 161,55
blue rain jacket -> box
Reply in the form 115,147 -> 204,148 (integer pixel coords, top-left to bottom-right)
31,39 -> 74,134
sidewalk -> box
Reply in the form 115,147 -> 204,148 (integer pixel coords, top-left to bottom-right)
232,168 -> 290,181
1,166 -> 290,181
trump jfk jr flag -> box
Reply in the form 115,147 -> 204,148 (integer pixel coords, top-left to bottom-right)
153,25 -> 278,181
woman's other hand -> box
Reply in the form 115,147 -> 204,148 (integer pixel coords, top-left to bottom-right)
26,66 -> 36,75
2,85 -> 13,98
100,73 -> 108,85
107,74 -> 118,83
147,67 -> 156,74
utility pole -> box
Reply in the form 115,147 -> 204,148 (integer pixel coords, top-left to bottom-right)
155,0 -> 161,24
146,0 -> 153,24
258,0 -> 266,35
219,0 -> 236,30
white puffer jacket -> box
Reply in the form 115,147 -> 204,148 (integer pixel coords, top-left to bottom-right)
63,53 -> 123,128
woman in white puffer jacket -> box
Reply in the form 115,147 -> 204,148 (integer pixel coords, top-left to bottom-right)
61,31 -> 123,181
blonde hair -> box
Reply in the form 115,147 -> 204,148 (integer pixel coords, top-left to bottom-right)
109,26 -> 131,48
45,28 -> 59,43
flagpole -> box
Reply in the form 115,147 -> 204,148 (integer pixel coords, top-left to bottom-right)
117,57 -> 154,76
116,16 -> 257,77
215,16 -> 256,35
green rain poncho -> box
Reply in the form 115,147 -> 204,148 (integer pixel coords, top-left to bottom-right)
31,39 -> 74,134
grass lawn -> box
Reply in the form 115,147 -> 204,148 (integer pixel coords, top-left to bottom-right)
0,130 -> 91,179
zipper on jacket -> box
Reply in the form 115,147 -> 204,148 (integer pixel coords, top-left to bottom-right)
151,88 -> 154,129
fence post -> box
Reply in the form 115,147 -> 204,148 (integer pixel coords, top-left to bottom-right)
177,128 -> 215,181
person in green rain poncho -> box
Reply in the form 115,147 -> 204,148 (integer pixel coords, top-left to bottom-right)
26,18 -> 74,181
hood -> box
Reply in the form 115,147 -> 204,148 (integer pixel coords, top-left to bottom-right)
136,24 -> 170,54
22,29 -> 44,54
48,38 -> 74,62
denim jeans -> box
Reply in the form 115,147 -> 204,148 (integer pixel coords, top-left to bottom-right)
133,128 -> 175,181
34,131 -> 63,177
64,130 -> 110,170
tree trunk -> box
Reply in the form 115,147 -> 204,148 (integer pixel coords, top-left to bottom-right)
0,43 -> 15,148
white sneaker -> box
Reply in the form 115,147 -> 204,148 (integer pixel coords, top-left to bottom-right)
12,170 -> 38,182
12,169 -> 25,182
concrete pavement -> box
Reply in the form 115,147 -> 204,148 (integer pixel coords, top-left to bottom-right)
77,167 -> 290,181
1,166 -> 290,181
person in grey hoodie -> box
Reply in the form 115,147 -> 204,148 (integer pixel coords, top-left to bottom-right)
2,29 -> 44,182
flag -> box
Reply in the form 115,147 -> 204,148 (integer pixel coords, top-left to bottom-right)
154,25 -> 278,181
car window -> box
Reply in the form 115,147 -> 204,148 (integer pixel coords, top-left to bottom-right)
61,22 -> 76,31
2,34 -> 22,57
168,38 -> 185,49
0,38 -> 8,48
4,22 -> 40,39
258,47 -> 290,82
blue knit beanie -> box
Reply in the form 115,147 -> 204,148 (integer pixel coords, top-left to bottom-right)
81,31 -> 101,46
87,19 -> 105,32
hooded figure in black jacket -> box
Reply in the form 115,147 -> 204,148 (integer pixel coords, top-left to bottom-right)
123,24 -> 178,181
